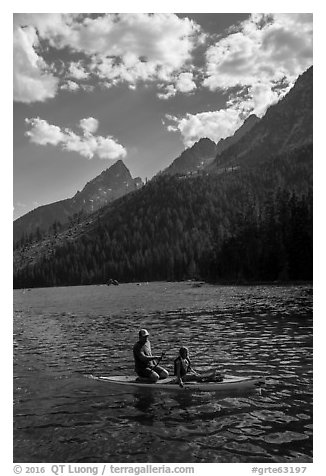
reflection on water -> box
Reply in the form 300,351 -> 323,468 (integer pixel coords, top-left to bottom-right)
13,282 -> 312,463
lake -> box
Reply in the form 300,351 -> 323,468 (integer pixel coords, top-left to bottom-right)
13,282 -> 313,463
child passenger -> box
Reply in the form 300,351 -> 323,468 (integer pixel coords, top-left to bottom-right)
173,346 -> 222,388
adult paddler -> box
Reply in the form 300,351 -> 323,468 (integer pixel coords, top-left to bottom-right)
133,329 -> 169,382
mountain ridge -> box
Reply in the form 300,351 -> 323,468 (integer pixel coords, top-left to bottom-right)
210,66 -> 313,171
161,113 -> 260,177
215,114 -> 260,156
13,160 -> 143,244
13,66 -> 313,288
161,137 -> 217,176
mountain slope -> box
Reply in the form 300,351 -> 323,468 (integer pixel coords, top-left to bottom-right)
161,114 -> 260,177
13,143 -> 312,288
13,66 -> 313,288
210,66 -> 313,170
161,137 -> 217,176
13,160 -> 143,244
215,114 -> 260,156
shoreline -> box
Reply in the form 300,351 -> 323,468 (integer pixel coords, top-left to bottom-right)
13,279 -> 313,291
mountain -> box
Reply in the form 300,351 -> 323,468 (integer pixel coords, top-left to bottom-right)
13,149 -> 312,288
161,137 -> 217,176
215,114 -> 260,156
13,66 -> 313,288
70,160 -> 143,212
161,115 -> 260,177
210,66 -> 313,171
13,160 -> 143,244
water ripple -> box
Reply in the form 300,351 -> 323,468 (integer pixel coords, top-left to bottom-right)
13,282 -> 312,463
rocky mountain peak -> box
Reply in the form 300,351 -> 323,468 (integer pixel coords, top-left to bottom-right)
14,160 -> 143,244
161,137 -> 217,176
211,65 -> 313,169
215,114 -> 260,156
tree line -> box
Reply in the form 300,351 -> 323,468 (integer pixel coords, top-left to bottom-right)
13,144 -> 312,288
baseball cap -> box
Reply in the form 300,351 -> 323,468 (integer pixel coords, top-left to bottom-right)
139,328 -> 149,337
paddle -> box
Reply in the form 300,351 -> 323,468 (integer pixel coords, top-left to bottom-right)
151,347 -> 171,371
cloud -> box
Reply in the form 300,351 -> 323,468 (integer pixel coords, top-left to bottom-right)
13,13 -> 74,39
25,117 -> 126,160
25,118 -> 64,145
167,13 -> 312,146
64,14 -> 201,73
61,80 -> 79,91
13,23 -> 59,103
166,109 -> 242,147
68,61 -> 89,80
157,84 -> 177,100
176,72 -> 197,93
203,13 -> 312,114
79,117 -> 99,135
14,13 -> 203,102
86,14 -> 202,89
243,83 -> 284,116
157,71 -> 197,99
14,12 -> 312,118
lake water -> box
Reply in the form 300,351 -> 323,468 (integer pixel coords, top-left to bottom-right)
13,282 -> 313,463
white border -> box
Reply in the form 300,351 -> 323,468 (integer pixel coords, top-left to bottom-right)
6,3 -> 322,475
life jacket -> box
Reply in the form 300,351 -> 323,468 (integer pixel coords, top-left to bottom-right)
174,356 -> 191,377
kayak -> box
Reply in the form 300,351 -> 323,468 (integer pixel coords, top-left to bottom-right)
93,375 -> 264,393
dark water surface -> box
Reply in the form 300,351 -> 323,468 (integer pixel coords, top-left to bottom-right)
13,282 -> 313,463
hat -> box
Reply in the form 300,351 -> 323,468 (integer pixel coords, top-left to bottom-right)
139,328 -> 149,337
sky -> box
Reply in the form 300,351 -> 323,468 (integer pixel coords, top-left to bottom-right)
13,10 -> 313,219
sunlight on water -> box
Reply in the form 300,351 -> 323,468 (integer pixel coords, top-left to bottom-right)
13,282 -> 312,463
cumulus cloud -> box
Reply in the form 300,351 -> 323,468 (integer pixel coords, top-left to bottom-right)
13,23 -> 59,103
167,13 -> 312,146
63,14 -> 201,74
166,109 -> 242,147
176,72 -> 197,93
13,13 -> 74,39
86,14 -> 203,90
14,11 -> 312,129
157,71 -> 197,99
203,13 -> 312,114
157,84 -> 177,100
68,61 -> 89,80
79,117 -> 99,135
25,118 -> 64,145
61,80 -> 79,91
25,117 -> 126,160
14,13 -> 202,102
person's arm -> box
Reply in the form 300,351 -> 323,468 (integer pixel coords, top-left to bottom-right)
137,349 -> 162,362
188,359 -> 199,376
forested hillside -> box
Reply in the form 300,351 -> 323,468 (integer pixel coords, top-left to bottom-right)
13,142 -> 312,288
13,66 -> 313,289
